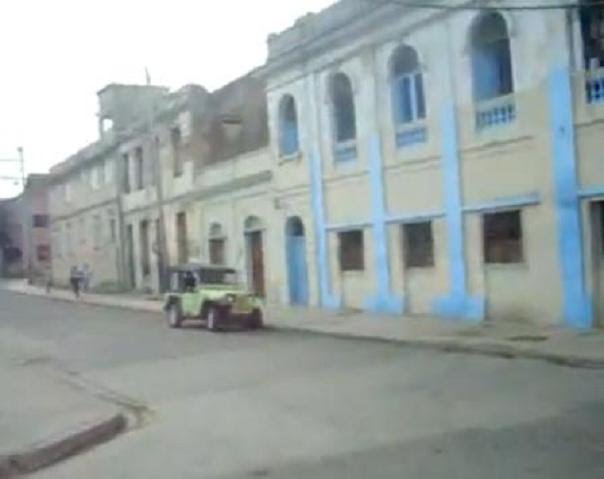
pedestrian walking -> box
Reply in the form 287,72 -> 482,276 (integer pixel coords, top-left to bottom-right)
69,265 -> 81,298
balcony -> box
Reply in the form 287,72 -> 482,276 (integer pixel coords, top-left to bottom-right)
395,122 -> 428,148
334,140 -> 357,163
586,68 -> 604,104
475,95 -> 516,131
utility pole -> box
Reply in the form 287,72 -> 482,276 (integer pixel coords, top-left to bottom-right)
146,70 -> 170,293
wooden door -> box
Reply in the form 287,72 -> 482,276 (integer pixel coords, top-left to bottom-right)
247,231 -> 265,297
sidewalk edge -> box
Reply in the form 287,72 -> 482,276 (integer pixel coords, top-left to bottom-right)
265,324 -> 604,370
0,413 -> 126,478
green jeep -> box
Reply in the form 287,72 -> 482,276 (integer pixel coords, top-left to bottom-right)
163,263 -> 264,331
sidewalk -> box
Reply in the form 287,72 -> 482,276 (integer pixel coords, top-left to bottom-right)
3,279 -> 604,369
0,328 -> 126,478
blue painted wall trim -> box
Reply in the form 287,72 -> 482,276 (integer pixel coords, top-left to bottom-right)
309,146 -> 342,310
363,134 -> 405,314
463,193 -> 541,214
548,67 -> 593,329
432,103 -> 485,321
579,185 -> 604,199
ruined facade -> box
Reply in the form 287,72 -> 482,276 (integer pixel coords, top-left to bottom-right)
48,0 -> 604,328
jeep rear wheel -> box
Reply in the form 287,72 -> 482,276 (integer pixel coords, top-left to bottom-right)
207,306 -> 220,332
249,309 -> 263,330
166,303 -> 182,329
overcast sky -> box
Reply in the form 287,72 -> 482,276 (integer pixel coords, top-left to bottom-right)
0,0 -> 333,198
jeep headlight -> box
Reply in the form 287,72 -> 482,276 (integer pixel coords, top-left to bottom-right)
225,294 -> 236,304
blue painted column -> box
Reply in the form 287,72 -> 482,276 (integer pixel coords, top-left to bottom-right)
548,67 -> 593,329
432,104 -> 485,321
309,144 -> 341,309
364,134 -> 404,314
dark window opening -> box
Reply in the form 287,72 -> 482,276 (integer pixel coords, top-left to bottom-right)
140,220 -> 151,277
339,230 -> 364,272
122,153 -> 130,193
176,212 -> 188,264
172,127 -> 183,177
36,244 -> 50,262
32,214 -> 49,228
209,238 -> 226,265
581,1 -> 604,69
279,95 -> 300,156
403,222 -> 434,268
483,210 -> 524,264
471,12 -> 514,101
330,73 -> 357,142
598,201 -> 604,256
134,147 -> 144,190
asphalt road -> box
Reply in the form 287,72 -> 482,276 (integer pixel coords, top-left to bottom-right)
1,289 -> 604,479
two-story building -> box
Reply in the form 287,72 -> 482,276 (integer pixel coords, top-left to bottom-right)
260,0 -> 604,328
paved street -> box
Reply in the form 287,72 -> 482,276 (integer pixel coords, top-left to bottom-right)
1,289 -> 604,478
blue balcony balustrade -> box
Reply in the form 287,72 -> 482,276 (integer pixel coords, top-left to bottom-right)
586,69 -> 604,104
334,140 -> 358,163
396,123 -> 428,148
475,95 -> 516,131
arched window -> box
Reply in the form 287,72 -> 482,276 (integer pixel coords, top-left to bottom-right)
209,222 -> 224,239
244,216 -> 263,232
330,73 -> 357,142
470,12 -> 514,102
391,45 -> 426,124
279,95 -> 299,156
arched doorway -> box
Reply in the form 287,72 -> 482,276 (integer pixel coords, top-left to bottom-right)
286,217 -> 309,306
244,216 -> 265,297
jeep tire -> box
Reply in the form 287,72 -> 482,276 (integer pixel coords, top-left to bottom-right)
166,303 -> 183,329
207,306 -> 220,332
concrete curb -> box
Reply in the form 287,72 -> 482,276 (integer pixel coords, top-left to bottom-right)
266,325 -> 604,370
0,413 -> 126,478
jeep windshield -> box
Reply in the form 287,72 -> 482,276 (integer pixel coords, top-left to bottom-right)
199,268 -> 238,285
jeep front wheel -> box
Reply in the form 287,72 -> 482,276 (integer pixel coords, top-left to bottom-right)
166,303 -> 182,329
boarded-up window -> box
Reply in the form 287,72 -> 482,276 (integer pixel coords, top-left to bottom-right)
403,222 -> 434,268
338,230 -> 364,271
483,210 -> 523,264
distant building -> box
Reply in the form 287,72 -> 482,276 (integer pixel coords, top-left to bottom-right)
0,174 -> 51,280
